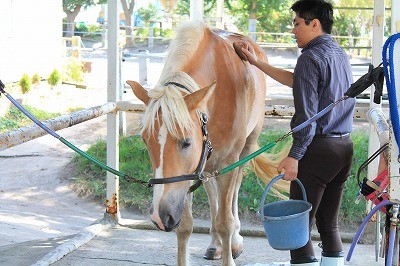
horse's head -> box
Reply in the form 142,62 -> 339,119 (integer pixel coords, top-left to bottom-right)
127,80 -> 215,231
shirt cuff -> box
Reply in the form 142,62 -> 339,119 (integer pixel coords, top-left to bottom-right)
288,145 -> 306,161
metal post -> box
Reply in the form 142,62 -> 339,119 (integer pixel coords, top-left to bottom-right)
190,0 -> 203,21
148,27 -> 154,48
106,0 -> 120,220
119,48 -> 126,136
138,49 -> 149,85
216,0 -> 224,29
367,0 -> 385,183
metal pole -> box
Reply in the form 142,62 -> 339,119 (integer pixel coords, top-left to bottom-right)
138,49 -> 149,85
190,0 -> 203,21
216,0 -> 224,29
119,48 -> 126,136
106,0 -> 120,220
367,0 -> 385,182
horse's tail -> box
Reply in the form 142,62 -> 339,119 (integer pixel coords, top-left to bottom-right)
249,143 -> 291,199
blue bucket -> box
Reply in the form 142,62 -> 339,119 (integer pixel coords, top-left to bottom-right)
259,174 -> 312,250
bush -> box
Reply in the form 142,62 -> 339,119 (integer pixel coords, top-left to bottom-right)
63,58 -> 85,83
47,69 -> 61,88
31,73 -> 41,85
19,73 -> 31,94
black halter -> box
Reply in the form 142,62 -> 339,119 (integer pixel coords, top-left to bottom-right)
147,86 -> 213,193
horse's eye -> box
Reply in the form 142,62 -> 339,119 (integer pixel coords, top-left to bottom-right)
182,139 -> 191,149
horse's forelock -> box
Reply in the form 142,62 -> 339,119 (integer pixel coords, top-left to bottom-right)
142,85 -> 195,139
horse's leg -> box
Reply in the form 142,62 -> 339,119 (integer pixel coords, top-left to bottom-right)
216,169 -> 238,266
231,123 -> 264,259
176,193 -> 193,266
203,176 -> 222,260
231,169 -> 244,259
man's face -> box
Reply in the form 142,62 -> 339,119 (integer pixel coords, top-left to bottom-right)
291,15 -> 315,48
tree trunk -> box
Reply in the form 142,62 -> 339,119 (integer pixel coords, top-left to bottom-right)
63,4 -> 82,38
121,0 -> 136,48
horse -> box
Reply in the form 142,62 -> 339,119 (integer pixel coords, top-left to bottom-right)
127,21 -> 289,266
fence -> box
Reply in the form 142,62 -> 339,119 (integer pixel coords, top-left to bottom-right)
0,96 -> 389,152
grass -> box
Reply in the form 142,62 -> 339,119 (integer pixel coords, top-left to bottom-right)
69,128 -> 369,227
0,106 -> 61,133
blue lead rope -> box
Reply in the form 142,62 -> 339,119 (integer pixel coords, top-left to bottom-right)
382,33 -> 400,160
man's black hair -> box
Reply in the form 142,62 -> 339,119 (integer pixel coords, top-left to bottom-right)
291,0 -> 334,34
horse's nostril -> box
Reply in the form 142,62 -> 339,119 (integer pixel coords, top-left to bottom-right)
164,214 -> 175,232
163,214 -> 180,232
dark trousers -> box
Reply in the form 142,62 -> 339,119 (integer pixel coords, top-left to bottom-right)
290,136 -> 354,260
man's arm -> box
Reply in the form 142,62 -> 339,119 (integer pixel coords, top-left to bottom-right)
240,44 -> 294,88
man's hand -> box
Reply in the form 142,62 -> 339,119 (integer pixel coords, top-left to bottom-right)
240,43 -> 258,66
277,157 -> 299,181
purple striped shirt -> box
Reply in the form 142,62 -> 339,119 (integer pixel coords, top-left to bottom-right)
289,34 -> 355,160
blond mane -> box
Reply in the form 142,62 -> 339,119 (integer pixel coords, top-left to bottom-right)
142,21 -> 207,138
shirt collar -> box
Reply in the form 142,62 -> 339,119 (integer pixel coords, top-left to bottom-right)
301,34 -> 332,53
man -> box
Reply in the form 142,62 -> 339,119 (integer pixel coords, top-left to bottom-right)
241,1 -> 355,265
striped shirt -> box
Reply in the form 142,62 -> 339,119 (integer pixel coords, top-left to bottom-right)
289,34 -> 355,160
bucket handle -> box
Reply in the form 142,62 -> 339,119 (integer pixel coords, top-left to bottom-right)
259,174 -> 307,221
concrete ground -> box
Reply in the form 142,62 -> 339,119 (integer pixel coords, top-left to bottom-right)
0,215 -> 386,266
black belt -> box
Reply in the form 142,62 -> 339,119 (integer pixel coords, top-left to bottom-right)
314,133 -> 350,139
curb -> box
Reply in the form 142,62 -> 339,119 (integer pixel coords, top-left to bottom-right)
31,219 -> 112,266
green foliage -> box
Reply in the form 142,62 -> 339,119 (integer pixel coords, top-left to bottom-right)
340,129 -> 368,226
72,136 -> 153,213
19,73 -> 31,94
63,58 -> 85,82
31,73 -> 41,85
0,106 -> 60,133
47,69 -> 61,88
63,0 -> 107,12
137,3 -> 161,25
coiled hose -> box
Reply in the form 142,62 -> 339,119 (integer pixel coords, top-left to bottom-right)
382,33 -> 400,160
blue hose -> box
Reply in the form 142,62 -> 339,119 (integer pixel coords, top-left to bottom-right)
382,33 -> 400,159
346,200 -> 394,261
386,223 -> 397,266
291,97 -> 346,133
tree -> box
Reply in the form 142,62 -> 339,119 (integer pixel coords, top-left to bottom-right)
137,3 -> 161,25
63,0 -> 106,37
120,0 -> 136,48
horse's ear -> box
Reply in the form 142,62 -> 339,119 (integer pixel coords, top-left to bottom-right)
185,81 -> 216,110
126,80 -> 150,105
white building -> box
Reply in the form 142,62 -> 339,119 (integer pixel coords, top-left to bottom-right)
0,0 -> 62,83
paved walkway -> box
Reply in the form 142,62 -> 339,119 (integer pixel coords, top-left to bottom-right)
0,215 -> 385,266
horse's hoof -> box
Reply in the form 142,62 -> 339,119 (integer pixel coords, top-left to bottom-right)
203,248 -> 222,260
232,249 -> 243,259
